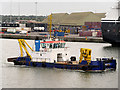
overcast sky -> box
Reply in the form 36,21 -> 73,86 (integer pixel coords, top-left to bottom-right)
0,0 -> 119,20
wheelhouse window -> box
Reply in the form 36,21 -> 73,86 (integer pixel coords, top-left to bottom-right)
41,42 -> 66,48
49,43 -> 53,48
61,43 -> 65,48
53,43 -> 58,48
41,43 -> 46,48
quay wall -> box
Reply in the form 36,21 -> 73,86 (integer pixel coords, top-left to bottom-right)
1,34 -> 105,43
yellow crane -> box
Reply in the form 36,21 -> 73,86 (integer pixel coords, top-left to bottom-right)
48,14 -> 52,38
18,39 -> 34,60
79,48 -> 91,64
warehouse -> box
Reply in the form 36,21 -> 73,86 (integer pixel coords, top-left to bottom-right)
42,12 -> 106,34
42,13 -> 68,25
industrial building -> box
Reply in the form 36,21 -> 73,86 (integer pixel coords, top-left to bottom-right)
42,13 -> 68,25
42,12 -> 106,34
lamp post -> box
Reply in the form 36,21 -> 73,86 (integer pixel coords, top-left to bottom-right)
18,2 -> 20,21
10,0 -> 12,23
35,2 -> 38,21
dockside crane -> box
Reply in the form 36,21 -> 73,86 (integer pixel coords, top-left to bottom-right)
48,14 -> 52,38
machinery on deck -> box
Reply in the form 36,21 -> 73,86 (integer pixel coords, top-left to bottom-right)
79,48 -> 91,64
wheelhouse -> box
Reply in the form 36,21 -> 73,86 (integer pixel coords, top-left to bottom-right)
40,41 -> 66,49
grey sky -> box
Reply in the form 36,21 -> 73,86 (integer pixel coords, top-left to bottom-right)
0,0 -> 118,2
1,0 -> 119,20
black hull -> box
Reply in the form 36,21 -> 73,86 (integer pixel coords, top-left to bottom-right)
101,20 -> 120,46
102,33 -> 120,46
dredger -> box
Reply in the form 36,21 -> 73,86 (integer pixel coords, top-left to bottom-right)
7,39 -> 116,72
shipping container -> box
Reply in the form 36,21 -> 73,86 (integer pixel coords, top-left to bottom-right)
79,31 -> 92,37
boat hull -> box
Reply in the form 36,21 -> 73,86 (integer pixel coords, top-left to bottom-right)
7,57 -> 116,72
101,21 -> 120,46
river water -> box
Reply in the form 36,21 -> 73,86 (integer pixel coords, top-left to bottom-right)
0,39 -> 119,88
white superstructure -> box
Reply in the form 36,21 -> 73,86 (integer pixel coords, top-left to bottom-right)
31,39 -> 70,63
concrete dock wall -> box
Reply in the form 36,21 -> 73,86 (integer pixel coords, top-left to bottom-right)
1,34 -> 105,43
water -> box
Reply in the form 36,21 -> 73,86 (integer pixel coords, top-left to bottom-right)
1,39 -> 119,88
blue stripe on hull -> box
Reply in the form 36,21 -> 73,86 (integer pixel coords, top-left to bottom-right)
30,62 -> 103,70
17,57 -> 116,71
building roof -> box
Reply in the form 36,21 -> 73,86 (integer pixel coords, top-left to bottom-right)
59,12 -> 93,25
60,12 -> 105,26
42,12 -> 106,26
94,13 -> 106,18
42,13 -> 69,24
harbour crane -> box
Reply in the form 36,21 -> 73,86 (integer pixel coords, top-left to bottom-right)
48,14 -> 52,38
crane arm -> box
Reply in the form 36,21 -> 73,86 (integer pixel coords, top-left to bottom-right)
23,39 -> 34,52
48,14 -> 52,38
18,41 -> 23,57
18,39 -> 34,60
